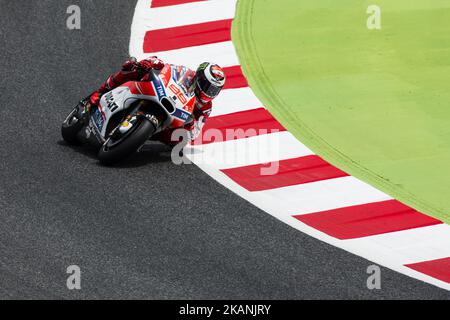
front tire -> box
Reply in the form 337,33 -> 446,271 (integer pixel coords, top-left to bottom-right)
98,118 -> 156,165
61,106 -> 84,145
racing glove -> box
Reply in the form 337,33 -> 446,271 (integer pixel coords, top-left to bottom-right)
88,57 -> 164,107
137,56 -> 165,71
89,92 -> 102,106
186,116 -> 206,141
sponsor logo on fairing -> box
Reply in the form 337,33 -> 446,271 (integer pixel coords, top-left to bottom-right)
92,108 -> 104,131
152,77 -> 167,100
173,108 -> 191,121
104,92 -> 119,113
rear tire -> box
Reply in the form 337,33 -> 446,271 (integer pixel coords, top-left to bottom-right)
61,107 -> 84,145
98,118 -> 156,166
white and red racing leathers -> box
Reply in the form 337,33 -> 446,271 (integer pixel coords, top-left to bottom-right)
90,57 -> 213,146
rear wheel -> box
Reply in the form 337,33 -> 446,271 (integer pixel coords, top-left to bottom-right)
98,118 -> 156,166
61,106 -> 84,145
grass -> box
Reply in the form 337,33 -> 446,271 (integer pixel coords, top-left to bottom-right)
232,0 -> 450,224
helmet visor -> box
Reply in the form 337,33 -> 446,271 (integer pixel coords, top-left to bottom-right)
197,73 -> 222,99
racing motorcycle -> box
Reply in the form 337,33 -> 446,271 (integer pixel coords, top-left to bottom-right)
61,63 -> 195,165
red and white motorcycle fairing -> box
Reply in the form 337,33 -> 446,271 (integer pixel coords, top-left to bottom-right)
93,64 -> 197,140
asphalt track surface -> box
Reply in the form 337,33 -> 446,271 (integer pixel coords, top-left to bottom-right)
0,0 -> 449,299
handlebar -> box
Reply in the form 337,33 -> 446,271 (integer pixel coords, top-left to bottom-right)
132,61 -> 148,72
132,61 -> 159,81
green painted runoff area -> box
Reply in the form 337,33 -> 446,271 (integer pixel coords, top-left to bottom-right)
233,0 -> 450,223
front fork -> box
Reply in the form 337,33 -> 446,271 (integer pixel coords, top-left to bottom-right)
72,97 -> 104,145
108,102 -> 160,141
75,97 -> 92,125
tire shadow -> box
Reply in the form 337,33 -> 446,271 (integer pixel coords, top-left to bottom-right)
57,140 -> 173,168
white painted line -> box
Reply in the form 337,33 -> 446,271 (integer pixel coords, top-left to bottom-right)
186,131 -> 314,169
345,223 -> 450,265
146,42 -> 240,70
189,160 -> 450,291
130,0 -> 150,60
248,176 -> 392,216
212,87 -> 264,117
145,0 -> 237,31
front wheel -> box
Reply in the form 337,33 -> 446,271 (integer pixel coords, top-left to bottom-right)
98,118 -> 156,165
61,106 -> 84,145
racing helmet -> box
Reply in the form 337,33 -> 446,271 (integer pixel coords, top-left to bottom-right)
194,62 -> 226,103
